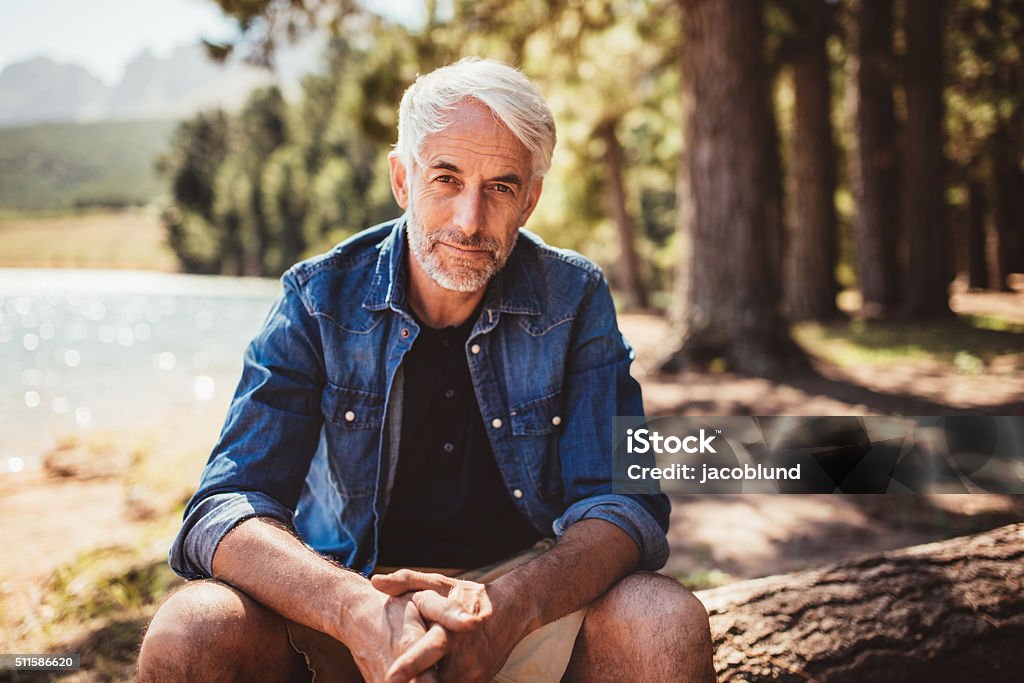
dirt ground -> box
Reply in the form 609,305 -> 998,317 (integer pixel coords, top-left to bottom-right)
622,295 -> 1024,584
0,286 -> 1022,677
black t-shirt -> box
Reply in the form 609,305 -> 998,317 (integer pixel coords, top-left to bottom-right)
377,309 -> 542,567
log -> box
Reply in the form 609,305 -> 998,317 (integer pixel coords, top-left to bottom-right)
696,523 -> 1024,682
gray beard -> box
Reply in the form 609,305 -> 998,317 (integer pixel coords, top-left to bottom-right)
405,199 -> 516,293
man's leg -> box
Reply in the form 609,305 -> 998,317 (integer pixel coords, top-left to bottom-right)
562,572 -> 715,683
138,580 -> 309,683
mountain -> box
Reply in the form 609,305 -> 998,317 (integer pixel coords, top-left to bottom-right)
0,57 -> 108,126
108,45 -> 276,120
0,44 -> 282,127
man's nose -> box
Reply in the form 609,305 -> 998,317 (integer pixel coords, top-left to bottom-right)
452,189 -> 483,236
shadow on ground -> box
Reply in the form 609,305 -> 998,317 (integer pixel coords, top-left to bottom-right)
664,492 -> 1024,588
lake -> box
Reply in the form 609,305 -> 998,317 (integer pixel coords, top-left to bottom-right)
0,268 -> 282,474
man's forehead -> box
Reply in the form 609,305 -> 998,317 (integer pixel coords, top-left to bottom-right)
419,99 -> 529,164
421,137 -> 527,166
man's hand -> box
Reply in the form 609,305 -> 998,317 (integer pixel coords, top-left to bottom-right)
372,570 -> 527,683
346,585 -> 482,683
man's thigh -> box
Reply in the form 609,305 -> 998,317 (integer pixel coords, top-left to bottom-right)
139,579 -> 309,682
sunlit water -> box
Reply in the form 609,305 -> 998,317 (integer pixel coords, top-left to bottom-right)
0,269 -> 281,474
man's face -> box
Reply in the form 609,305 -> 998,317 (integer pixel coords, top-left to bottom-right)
390,99 -> 543,293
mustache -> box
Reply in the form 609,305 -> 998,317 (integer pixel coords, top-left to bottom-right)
426,230 -> 502,254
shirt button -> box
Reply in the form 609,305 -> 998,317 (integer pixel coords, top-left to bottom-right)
470,343 -> 481,355
443,442 -> 454,453
491,418 -> 503,429
512,488 -> 523,499
344,410 -> 356,422
400,328 -> 410,338
551,415 -> 562,426
441,338 -> 450,348
444,388 -> 455,399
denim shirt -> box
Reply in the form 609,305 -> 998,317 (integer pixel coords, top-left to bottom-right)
169,218 -> 670,579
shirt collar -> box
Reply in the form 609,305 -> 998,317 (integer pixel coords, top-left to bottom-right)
362,215 -> 542,317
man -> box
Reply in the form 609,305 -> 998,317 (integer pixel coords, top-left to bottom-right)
139,58 -> 714,683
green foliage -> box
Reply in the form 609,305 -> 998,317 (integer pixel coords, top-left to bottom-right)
161,111 -> 230,220
946,0 -> 1024,164
160,52 -> 401,275
0,119 -> 177,211
189,0 -> 1024,311
184,0 -> 685,286
261,144 -> 309,272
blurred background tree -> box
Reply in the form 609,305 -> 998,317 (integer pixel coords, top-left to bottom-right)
154,0 -> 1024,373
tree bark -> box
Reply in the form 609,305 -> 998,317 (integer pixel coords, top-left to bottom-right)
667,0 -> 805,377
698,522 -> 1024,683
784,0 -> 841,321
992,129 -> 1024,291
967,175 -> 989,290
901,0 -> 953,318
848,0 -> 901,317
599,118 -> 649,310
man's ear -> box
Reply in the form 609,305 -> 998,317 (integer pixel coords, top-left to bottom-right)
518,177 -> 544,227
389,154 -> 410,210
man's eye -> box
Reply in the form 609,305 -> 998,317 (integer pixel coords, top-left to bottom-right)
493,184 -> 512,193
436,175 -> 456,184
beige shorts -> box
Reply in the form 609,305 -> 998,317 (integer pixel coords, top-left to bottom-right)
285,539 -> 587,683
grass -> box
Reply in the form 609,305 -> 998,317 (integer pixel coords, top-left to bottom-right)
0,548 -> 183,683
0,119 -> 177,212
0,208 -> 178,271
44,549 -> 180,628
674,568 -> 735,591
0,420 -> 210,682
792,315 -> 1024,370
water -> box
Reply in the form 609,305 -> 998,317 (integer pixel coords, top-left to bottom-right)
0,269 -> 282,474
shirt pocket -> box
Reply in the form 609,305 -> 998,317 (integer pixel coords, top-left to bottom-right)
320,383 -> 385,497
510,391 -> 565,500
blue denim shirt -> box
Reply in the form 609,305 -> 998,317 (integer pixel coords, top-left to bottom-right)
169,217 -> 670,579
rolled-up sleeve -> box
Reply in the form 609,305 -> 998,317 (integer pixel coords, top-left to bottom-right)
552,271 -> 671,571
553,493 -> 669,570
169,270 -> 326,579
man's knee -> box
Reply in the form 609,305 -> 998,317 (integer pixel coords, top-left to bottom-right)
592,571 -> 712,650
567,572 -> 714,682
138,580 -> 296,682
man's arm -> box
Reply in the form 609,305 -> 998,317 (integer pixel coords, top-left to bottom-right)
376,267 -> 663,680
169,274 -> 325,579
490,518 -> 638,634
170,272 -> 476,682
372,519 -> 637,681
213,517 -> 479,683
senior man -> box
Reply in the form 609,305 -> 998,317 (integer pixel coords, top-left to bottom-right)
139,58 -> 714,683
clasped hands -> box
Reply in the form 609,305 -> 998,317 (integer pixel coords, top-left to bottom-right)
350,569 -> 524,683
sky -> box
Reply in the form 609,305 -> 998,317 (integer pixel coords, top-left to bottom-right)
0,0 -> 427,85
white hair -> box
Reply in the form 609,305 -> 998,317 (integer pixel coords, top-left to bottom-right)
392,57 -> 556,179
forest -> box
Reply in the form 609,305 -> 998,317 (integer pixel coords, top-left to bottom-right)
160,0 -> 1024,379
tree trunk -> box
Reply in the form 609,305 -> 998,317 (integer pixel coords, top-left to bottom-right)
599,118 -> 649,310
784,0 -> 841,321
666,0 -> 805,377
992,131 -> 1024,291
901,0 -> 952,318
967,175 -> 989,290
699,522 -> 1024,683
848,0 -> 901,317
